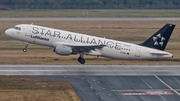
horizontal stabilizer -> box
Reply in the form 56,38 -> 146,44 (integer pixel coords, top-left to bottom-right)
150,52 -> 170,55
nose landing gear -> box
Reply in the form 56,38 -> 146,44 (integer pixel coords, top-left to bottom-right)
23,42 -> 28,52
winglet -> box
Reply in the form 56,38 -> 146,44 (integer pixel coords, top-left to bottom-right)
140,24 -> 175,51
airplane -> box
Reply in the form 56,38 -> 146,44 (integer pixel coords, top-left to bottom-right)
5,23 -> 175,64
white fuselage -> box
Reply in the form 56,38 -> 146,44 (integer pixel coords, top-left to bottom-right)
5,24 -> 173,60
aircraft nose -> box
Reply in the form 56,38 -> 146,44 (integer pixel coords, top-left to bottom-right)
5,29 -> 12,36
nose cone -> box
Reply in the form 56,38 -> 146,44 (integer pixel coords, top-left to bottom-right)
5,29 -> 13,37
5,29 -> 12,37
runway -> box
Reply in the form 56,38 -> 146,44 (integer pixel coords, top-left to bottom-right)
1,17 -> 180,21
0,65 -> 180,76
1,65 -> 180,101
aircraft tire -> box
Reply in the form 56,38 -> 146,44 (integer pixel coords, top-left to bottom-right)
23,48 -> 27,52
78,57 -> 85,64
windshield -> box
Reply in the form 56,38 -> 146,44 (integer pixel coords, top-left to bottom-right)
14,26 -> 21,30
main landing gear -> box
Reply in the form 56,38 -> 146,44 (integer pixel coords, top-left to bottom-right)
78,54 -> 85,64
23,42 -> 28,52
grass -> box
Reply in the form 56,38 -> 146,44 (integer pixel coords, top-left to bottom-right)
0,20 -> 180,65
0,76 -> 80,101
0,9 -> 180,17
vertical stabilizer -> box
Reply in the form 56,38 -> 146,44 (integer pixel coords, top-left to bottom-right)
140,24 -> 175,51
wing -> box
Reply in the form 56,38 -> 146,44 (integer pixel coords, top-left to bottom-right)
66,44 -> 106,53
53,42 -> 106,54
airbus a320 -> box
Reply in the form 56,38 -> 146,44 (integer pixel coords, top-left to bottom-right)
5,24 -> 175,64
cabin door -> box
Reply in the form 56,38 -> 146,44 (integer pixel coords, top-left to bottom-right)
135,46 -> 141,57
26,26 -> 32,36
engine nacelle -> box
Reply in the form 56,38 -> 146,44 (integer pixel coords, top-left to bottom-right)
54,44 -> 72,56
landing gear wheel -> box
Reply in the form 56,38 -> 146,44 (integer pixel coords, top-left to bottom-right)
23,42 -> 28,52
78,56 -> 85,64
23,48 -> 27,52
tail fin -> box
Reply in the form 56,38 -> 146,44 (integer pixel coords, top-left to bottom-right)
140,24 -> 175,51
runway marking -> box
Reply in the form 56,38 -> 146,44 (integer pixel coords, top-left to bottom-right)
0,70 -> 67,71
111,89 -> 179,92
111,89 -> 174,96
121,91 -> 173,96
154,74 -> 180,96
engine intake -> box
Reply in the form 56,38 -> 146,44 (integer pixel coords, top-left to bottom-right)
54,44 -> 72,56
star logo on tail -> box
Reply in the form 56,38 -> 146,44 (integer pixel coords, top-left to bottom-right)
153,33 -> 166,47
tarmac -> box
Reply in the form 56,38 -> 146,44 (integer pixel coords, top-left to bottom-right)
1,17 -> 180,21
1,65 -> 180,101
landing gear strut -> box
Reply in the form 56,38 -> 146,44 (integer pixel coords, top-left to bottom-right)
23,42 -> 28,52
78,54 -> 85,64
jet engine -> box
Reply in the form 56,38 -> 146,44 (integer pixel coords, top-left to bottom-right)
54,44 -> 72,56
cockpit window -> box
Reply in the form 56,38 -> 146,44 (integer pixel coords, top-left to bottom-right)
14,27 -> 21,30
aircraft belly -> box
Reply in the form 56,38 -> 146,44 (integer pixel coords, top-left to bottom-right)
100,47 -> 158,60
100,48 -> 133,59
